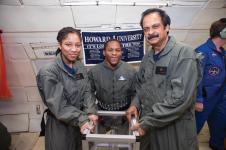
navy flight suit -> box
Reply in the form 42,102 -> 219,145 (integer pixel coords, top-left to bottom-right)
195,38 -> 226,150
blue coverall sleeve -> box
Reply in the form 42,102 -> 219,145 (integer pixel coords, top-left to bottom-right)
195,49 -> 207,103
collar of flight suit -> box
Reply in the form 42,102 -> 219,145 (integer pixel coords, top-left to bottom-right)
103,60 -> 123,70
147,36 -> 177,63
206,38 -> 225,56
55,52 -> 79,77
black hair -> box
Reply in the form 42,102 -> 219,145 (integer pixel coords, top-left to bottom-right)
56,27 -> 81,55
140,8 -> 171,28
210,18 -> 226,39
103,39 -> 123,51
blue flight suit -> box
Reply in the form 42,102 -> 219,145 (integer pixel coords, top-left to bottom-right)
208,84 -> 226,150
195,38 -> 226,149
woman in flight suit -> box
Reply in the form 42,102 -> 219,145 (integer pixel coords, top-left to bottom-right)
37,27 -> 98,150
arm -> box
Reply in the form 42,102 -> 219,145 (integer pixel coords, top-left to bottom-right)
37,73 -> 89,127
195,50 -> 207,103
82,71 -> 97,115
88,69 -> 97,103
195,50 -> 207,112
82,75 -> 98,125
127,58 -> 147,121
87,69 -> 98,125
130,56 -> 148,108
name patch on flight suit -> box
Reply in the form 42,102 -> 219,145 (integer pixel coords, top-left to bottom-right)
75,73 -> 84,80
155,66 -> 167,75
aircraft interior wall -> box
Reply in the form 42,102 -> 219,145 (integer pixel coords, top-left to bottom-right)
0,0 -> 225,132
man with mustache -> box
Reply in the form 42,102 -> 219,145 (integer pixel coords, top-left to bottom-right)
126,8 -> 200,150
88,39 -> 136,135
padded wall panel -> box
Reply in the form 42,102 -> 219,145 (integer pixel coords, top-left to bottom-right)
0,5 -> 74,32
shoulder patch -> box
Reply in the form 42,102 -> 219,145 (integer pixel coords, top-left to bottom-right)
208,67 -> 220,76
211,52 -> 217,57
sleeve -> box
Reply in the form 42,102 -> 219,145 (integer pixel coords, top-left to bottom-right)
82,72 -> 97,115
130,57 -> 148,109
88,69 -> 96,94
37,72 -> 89,127
87,69 -> 98,104
129,68 -> 138,105
195,49 -> 207,103
139,55 -> 199,131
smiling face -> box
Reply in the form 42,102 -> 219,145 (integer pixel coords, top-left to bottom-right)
59,33 -> 81,65
142,12 -> 169,48
103,40 -> 122,69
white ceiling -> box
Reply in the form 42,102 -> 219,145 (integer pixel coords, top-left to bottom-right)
0,0 -> 214,6
0,0 -> 225,9
0,0 -> 225,33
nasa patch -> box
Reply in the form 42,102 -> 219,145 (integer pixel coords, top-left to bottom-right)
208,67 -> 220,76
211,52 -> 217,57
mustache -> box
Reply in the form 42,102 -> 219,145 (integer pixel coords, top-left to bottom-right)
147,34 -> 159,40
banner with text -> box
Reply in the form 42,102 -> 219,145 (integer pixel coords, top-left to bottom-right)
82,30 -> 144,65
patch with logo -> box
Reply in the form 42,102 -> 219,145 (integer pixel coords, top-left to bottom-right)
155,66 -> 167,75
208,67 -> 220,76
211,52 -> 217,57
118,75 -> 126,80
75,73 -> 84,80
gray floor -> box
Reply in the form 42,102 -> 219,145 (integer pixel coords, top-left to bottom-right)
10,123 -> 211,150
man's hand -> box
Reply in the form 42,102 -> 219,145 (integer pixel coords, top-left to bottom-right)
130,122 -> 145,136
88,114 -> 98,126
195,102 -> 204,112
126,106 -> 138,122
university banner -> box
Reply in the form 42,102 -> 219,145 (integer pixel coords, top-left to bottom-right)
82,30 -> 144,65
0,30 -> 12,99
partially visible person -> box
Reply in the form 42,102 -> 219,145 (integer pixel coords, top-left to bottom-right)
36,27 -> 98,150
195,18 -> 226,150
88,39 -> 136,134
0,122 -> 11,150
208,73 -> 226,150
126,8 -> 200,150
208,83 -> 226,150
225,137 -> 226,150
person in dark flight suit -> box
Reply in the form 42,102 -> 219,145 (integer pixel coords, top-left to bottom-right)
37,27 -> 98,150
88,39 -> 136,134
126,8 -> 200,150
